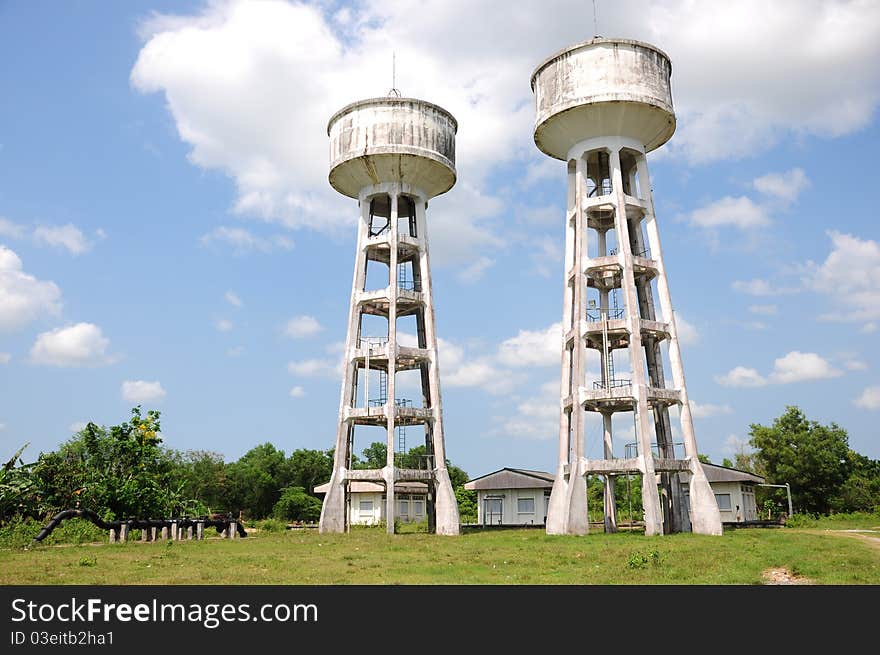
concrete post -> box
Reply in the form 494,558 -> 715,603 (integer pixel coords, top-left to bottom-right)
384,191 -> 399,535
109,529 -> 116,544
196,521 -> 204,541
119,523 -> 128,544
187,526 -> 193,540
602,412 -> 618,533
140,527 -> 148,542
228,522 -> 238,539
150,527 -> 157,541
161,526 -> 169,540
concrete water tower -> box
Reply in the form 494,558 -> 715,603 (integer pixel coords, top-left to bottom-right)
531,38 -> 722,536
318,96 -> 460,535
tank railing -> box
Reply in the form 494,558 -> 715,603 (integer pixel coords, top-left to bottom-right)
368,218 -> 391,237
587,180 -> 613,197
624,441 -> 685,459
394,454 -> 434,470
586,307 -> 625,322
358,336 -> 389,350
367,397 -> 414,408
592,378 -> 632,391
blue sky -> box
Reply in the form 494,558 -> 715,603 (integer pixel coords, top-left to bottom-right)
2,0 -> 879,479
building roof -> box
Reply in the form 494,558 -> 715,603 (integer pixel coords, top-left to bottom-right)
699,463 -> 765,485
313,481 -> 428,495
464,468 -> 555,491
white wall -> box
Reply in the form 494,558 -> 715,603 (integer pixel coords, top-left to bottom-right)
476,488 -> 550,525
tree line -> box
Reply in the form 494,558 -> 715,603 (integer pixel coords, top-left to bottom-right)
0,406 -> 476,525
1,404 -> 878,528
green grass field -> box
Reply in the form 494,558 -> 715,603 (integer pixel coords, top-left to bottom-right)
1,521 -> 878,585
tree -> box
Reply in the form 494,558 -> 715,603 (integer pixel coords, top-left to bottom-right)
721,458 -> 734,468
273,486 -> 322,522
359,442 -> 387,469
225,443 -> 291,519
455,487 -> 477,523
697,454 -> 711,464
834,452 -> 880,512
33,407 -> 181,520
174,450 -> 228,515
749,406 -> 850,515
287,449 -> 334,497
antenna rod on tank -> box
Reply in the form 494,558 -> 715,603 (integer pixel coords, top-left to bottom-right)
388,51 -> 401,97
593,0 -> 600,37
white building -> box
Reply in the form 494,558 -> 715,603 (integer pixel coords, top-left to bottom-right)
464,464 -> 765,527
691,463 -> 764,524
464,468 -> 555,526
313,481 -> 428,526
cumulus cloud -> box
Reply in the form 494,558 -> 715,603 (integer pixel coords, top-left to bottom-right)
215,318 -> 233,332
30,323 -> 114,367
0,245 -> 62,331
716,351 -> 842,387
287,358 -> 338,378
456,256 -> 494,284
854,386 -> 880,410
748,304 -> 778,315
731,278 -> 797,297
224,290 -> 243,307
129,1 -> 880,272
689,401 -> 733,419
675,314 -> 699,346
803,231 -> 880,322
289,385 -> 305,398
491,380 -> 559,440
753,168 -> 810,204
284,315 -> 323,339
496,322 -> 561,368
686,196 -> 770,230
0,218 -> 25,239
33,224 -> 92,255
199,226 -> 294,254
121,380 -> 167,403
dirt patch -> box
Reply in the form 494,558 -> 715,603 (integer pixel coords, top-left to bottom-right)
762,567 -> 813,585
825,530 -> 880,551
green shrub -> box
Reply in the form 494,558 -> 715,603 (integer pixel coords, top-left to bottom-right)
254,519 -> 287,533
0,516 -> 106,549
272,486 -> 322,523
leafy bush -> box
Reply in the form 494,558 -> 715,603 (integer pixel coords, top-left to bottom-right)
0,516 -> 106,549
272,486 -> 322,522
254,519 -> 287,532
627,549 -> 663,570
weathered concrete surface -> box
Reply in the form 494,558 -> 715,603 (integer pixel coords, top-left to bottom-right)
535,38 -> 722,537
328,98 -> 456,199
320,97 -> 460,536
532,38 -> 675,159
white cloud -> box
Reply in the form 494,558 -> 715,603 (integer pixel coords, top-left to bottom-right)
69,421 -> 88,433
716,351 -> 842,387
284,315 -> 322,339
492,379 -> 559,440
289,385 -> 305,398
845,360 -> 867,371
753,168 -> 810,204
30,323 -> 114,367
689,401 -> 733,419
715,366 -> 767,388
675,314 -> 699,345
33,224 -> 92,255
0,245 -> 62,331
804,232 -> 880,322
456,256 -> 494,284
199,226 -> 294,254
731,278 -> 796,297
722,434 -> 752,456
686,196 -> 769,229
215,318 -> 233,332
287,358 -> 338,378
121,380 -> 167,404
0,217 -> 25,239
768,351 -> 842,384
0,352 -> 10,364
749,304 -> 778,315
854,386 -> 880,410
224,291 -> 243,307
496,322 -> 561,368
862,323 -> 878,334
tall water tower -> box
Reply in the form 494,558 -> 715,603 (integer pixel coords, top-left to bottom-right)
319,96 -> 460,535
531,38 -> 722,536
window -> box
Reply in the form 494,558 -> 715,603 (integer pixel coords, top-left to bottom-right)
414,501 -> 424,516
359,500 -> 373,513
517,497 -> 535,514
714,493 -> 732,511
399,500 -> 409,516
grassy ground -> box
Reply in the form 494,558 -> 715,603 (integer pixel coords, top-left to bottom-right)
1,521 -> 878,584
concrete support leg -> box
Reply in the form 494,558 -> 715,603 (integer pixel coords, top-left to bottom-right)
187,526 -> 193,540
686,460 -> 723,536
228,522 -> 238,539
161,526 -> 169,540
119,523 -> 128,544
109,529 -> 116,544
564,470 -> 589,535
140,528 -> 148,543
545,466 -> 569,534
150,527 -> 157,541
196,522 -> 204,541
602,412 -> 617,533
319,469 -> 347,534
433,468 -> 460,536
